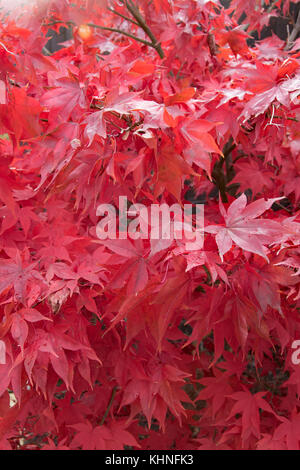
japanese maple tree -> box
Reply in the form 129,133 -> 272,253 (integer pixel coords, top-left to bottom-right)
0,0 -> 300,451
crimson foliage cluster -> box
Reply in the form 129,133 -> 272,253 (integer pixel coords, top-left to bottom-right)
0,0 -> 300,451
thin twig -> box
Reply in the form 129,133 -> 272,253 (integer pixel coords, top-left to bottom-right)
0,41 -> 16,56
86,23 -> 153,47
105,119 -> 124,131
273,201 -> 293,214
285,8 -> 300,50
273,115 -> 299,122
99,386 -> 118,426
107,6 -> 140,26
42,46 -> 51,56
124,0 -> 164,58
43,5 -> 164,58
42,20 -> 75,27
223,143 -> 237,159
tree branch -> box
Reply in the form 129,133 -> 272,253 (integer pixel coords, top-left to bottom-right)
99,386 -> 118,426
86,23 -> 153,47
43,2 -> 165,59
42,20 -> 75,27
285,8 -> 300,50
43,19 -> 152,47
124,0 -> 164,58
107,6 -> 140,27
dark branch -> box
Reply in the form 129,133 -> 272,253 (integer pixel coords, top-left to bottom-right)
285,8 -> 300,50
107,6 -> 140,27
123,0 -> 164,58
99,387 -> 118,426
86,23 -> 153,47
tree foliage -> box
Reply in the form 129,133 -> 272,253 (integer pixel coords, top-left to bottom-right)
0,0 -> 300,450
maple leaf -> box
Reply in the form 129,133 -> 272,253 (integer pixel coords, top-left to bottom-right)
238,60 -> 300,121
83,110 -> 106,145
84,89 -> 164,145
0,87 -> 42,143
180,119 -> 222,156
70,421 -> 113,450
184,249 -> 228,284
231,159 -> 275,196
10,308 -> 51,351
227,389 -> 277,445
154,142 -> 194,201
273,410 -> 300,450
235,254 -> 299,315
98,238 -> 149,294
150,271 -> 190,350
42,438 -> 69,450
0,251 -> 45,305
70,420 -> 139,450
256,433 -> 287,450
41,76 -> 86,123
197,370 -> 233,418
0,0 -> 300,452
280,156 -> 300,202
205,193 -> 285,261
0,389 -> 32,442
0,164 -> 18,218
119,359 -> 190,430
12,319 -> 100,390
195,438 -> 231,450
218,26 -> 250,57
